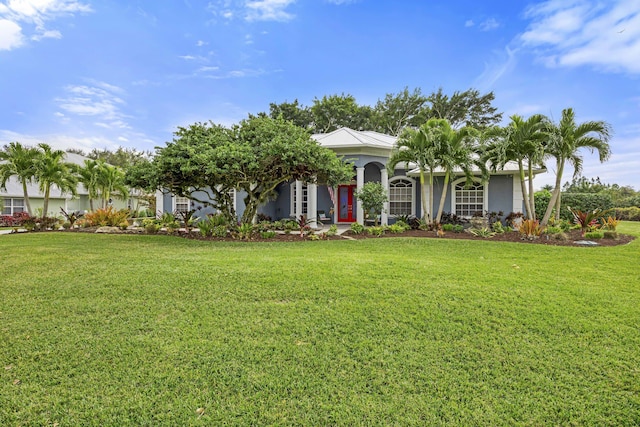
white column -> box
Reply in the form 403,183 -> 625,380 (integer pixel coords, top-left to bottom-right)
295,180 -> 303,219
155,190 -> 163,218
356,167 -> 365,225
380,168 -> 389,226
308,183 -> 318,228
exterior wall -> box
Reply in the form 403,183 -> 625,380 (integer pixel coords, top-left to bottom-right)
487,175 -> 514,214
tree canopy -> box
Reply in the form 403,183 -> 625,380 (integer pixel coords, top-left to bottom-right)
131,116 -> 354,224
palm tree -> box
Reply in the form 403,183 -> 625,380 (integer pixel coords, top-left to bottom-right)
540,108 -> 611,225
74,159 -> 101,211
387,122 -> 440,223
431,119 -> 486,223
482,114 -> 549,220
0,142 -> 40,215
96,163 -> 129,209
34,143 -> 77,218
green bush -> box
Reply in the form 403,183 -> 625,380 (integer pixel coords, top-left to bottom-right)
603,231 -> 618,240
453,224 -> 464,233
535,192 -> 614,221
350,222 -> 365,235
442,223 -> 454,232
325,224 -> 338,236
388,223 -> 406,234
367,226 -> 386,237
259,230 -> 276,239
545,226 -> 563,235
615,207 -> 640,221
584,231 -> 604,239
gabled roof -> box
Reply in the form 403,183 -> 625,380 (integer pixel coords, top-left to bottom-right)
311,127 -> 396,149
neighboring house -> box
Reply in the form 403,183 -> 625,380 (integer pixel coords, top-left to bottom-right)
156,127 -> 545,226
1,152 -> 138,217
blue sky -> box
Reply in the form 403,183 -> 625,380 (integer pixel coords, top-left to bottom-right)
1,0 -> 639,190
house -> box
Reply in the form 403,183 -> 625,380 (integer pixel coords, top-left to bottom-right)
1,152 -> 139,217
156,127 -> 545,226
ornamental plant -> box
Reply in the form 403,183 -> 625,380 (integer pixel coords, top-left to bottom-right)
518,219 -> 543,240
355,182 -> 388,226
568,207 -> 610,236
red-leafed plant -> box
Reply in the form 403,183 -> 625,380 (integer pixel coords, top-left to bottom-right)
568,207 -> 610,236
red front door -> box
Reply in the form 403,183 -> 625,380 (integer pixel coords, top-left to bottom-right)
338,185 -> 356,222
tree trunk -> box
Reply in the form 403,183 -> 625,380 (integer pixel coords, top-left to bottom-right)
518,160 -> 532,220
22,181 -> 33,215
428,172 -> 434,225
419,169 -> 429,223
554,190 -> 562,221
42,185 -> 50,219
89,199 -> 94,211
541,159 -> 564,226
435,171 -> 450,224
528,161 -> 536,220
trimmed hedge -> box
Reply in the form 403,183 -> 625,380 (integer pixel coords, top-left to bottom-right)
615,207 -> 640,221
535,192 -> 614,222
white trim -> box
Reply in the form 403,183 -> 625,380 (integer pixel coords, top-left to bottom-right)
155,190 -> 163,217
308,183 -> 317,228
356,167 -> 365,225
450,177 -> 488,218
388,176 -> 416,217
1,197 -> 25,215
380,168 -> 389,226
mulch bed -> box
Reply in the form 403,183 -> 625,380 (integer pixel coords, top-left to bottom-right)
343,228 -> 635,247
11,226 -> 635,246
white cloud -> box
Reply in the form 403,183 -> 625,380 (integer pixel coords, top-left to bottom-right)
479,18 -> 500,31
245,0 -> 295,22
196,40 -> 207,46
0,129 -> 121,153
0,0 -> 91,49
55,82 -> 130,131
465,19 -> 474,28
0,18 -> 23,49
474,46 -> 518,90
325,0 -> 357,4
520,0 -> 640,74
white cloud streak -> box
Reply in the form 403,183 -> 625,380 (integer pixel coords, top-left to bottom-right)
520,0 -> 640,74
0,0 -> 92,50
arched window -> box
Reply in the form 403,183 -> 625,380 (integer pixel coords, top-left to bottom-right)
173,196 -> 190,214
389,177 -> 415,216
452,178 -> 487,217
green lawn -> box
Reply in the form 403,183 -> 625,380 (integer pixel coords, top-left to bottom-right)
1,223 -> 639,426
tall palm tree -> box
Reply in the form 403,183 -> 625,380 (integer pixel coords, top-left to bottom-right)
35,143 -> 77,218
387,122 -> 440,223
74,159 -> 101,211
0,142 -> 40,215
96,163 -> 129,209
482,114 -> 549,220
431,119 -> 486,223
540,108 -> 611,225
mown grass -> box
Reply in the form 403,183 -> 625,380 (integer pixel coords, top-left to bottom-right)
1,223 -> 639,426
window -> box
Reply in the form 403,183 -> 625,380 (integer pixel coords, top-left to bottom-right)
388,177 -> 414,216
290,182 -> 308,216
174,196 -> 190,214
453,180 -> 485,217
2,198 -> 25,215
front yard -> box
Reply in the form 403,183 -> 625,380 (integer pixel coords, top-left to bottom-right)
1,222 -> 639,425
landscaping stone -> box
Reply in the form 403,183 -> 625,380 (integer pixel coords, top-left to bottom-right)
95,226 -> 123,234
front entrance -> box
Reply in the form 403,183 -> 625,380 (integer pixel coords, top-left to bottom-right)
337,184 -> 357,223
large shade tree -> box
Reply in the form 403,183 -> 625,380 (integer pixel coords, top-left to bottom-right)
483,114 -> 549,220
133,116 -> 354,225
0,142 -> 40,215
540,108 -> 612,225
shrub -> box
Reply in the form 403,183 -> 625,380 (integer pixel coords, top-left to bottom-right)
212,225 -> 228,238
491,221 -> 506,234
395,215 -> 421,230
536,192 -> 614,222
442,223 -> 454,232
234,223 -> 254,240
584,231 -> 604,239
388,223 -> 406,234
256,221 -> 274,233
553,232 -> 569,241
61,221 -> 71,230
325,224 -> 338,237
468,227 -> 496,238
614,207 -> 640,221
367,226 -> 386,237
85,207 -> 130,227
519,219 -> 543,240
453,224 -> 464,233
256,213 -> 272,222
350,222 -> 365,235
35,216 -> 60,231
60,208 -> 82,228
599,216 -> 619,231
545,226 -> 563,235
439,212 -> 464,225
505,212 -> 524,228
143,219 -> 160,234
568,207 -> 611,236
259,230 -> 276,239
603,231 -> 618,240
